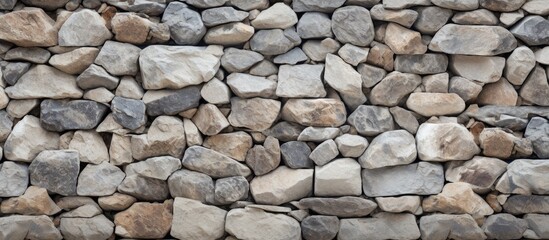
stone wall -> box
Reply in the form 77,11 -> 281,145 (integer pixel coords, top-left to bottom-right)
0,0 -> 548,239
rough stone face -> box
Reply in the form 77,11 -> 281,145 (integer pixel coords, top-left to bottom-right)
524,214 -> 549,239
477,78 -> 518,106
292,0 -> 345,12
227,73 -> 276,98
309,139 -> 339,166
98,193 -> 136,211
171,197 -> 226,240
182,146 -> 251,178
332,6 -> 375,46
125,156 -> 181,180
69,130 -> 109,164
131,116 -> 186,160
162,2 -> 206,45
416,123 -> 480,161
250,29 -> 300,56
214,176 -> 249,204
5,65 -> 83,99
49,47 -> 99,75
362,162 -> 444,197
29,150 -> 80,196
76,64 -> 120,90
496,159 -> 549,195
315,158 -> 362,196
376,196 -> 421,213
250,166 -> 313,205
423,182 -> 494,217
0,215 -> 62,240
111,97 -> 147,130
220,48 -> 264,73
117,174 -> 169,201
0,8 -> 58,47
0,161 -> 28,197
413,6 -> 453,34
228,97 -> 281,131
114,200 -> 173,239
282,99 -> 347,127
347,105 -> 395,136
450,55 -> 505,83
430,24 -> 517,56
299,196 -> 378,217
58,9 -> 112,46
297,12 -> 332,39
482,213 -> 528,239
525,117 -> 549,158
203,22 -> 255,45
40,99 -> 109,132
143,86 -> 201,116
503,195 -> 549,214
420,214 -> 487,240
252,2 -> 297,29
359,130 -> 416,169
407,93 -> 466,116
192,103 -> 230,135
201,7 -> 249,27
385,23 -> 427,55
280,141 -> 314,169
370,4 -> 418,28
325,53 -> 366,108
369,71 -> 422,107
446,156 -> 508,192
395,54 -> 448,74
168,169 -> 215,203
510,16 -> 549,46
0,186 -> 61,215
276,64 -> 326,98
520,65 -> 549,106
139,45 -> 221,89
246,136 -> 280,176
203,131 -> 252,161
59,215 -> 114,240
4,115 -> 59,162
338,213 -> 421,240
301,216 -> 339,240
94,41 -> 141,76
111,13 -> 152,44
226,208 -> 301,240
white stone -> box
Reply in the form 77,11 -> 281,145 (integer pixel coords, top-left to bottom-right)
171,197 -> 227,240
416,123 -> 480,161
4,115 -> 59,162
314,158 -> 362,197
250,166 -> 313,205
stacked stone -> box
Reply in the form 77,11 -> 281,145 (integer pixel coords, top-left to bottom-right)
0,0 -> 548,239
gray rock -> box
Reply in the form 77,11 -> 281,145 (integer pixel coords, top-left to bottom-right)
250,29 -> 301,56
277,64 -> 326,98
250,166 -> 313,205
0,215 -> 62,240
369,71 -> 422,106
446,156 -> 508,193
395,54 -> 448,74
1,62 -> 30,85
263,121 -> 305,142
125,156 -> 181,180
450,55 -> 505,83
416,123 -> 480,161
297,12 -> 332,39
59,215 -> 114,240
348,105 -> 395,136
302,38 -> 341,62
226,208 -> 301,240
0,161 -> 28,197
29,150 -> 80,196
281,141 -> 314,169
339,213 -> 421,240
228,0 -> 268,10
423,73 -> 449,93
525,117 -> 549,158
77,64 -> 120,90
389,106 -> 419,134
0,111 -> 12,142
524,214 -> 549,239
338,44 -> 369,66
143,86 -> 200,116
162,2 -> 206,45
482,214 -> 527,240
496,159 -> 549,195
362,162 -> 444,197
358,63 -> 387,88
420,214 -> 487,240
480,0 -> 526,11
467,105 -> 549,131
227,73 -> 277,99
510,16 -> 549,46
192,103 -> 230,136
5,65 -> 83,99
200,79 -> 231,104
168,169 -> 214,203
111,97 -> 147,130
309,139 -> 339,166
383,0 -> 430,9
449,76 -> 483,102
334,134 -> 368,158
4,47 -> 50,64
301,216 -> 339,240
413,6 -> 453,34
332,6 -> 375,47
430,24 -> 517,56
77,162 -> 125,197
171,197 -> 227,240
117,174 -> 169,201
503,195 -> 549,214
314,158 -> 362,196
0,0 -> 16,9
103,0 -> 167,16
292,0 -> 345,12
297,127 -> 340,142
520,65 -> 549,106
273,48 -> 307,65
182,146 -> 251,178
452,9 -> 498,25
130,116 -> 186,160
370,4 -> 418,28
214,176 -> 249,204
201,6 -> 249,27
4,115 -> 59,162
221,48 -> 264,73
325,54 -> 367,108
58,9 -> 112,46
299,196 -> 377,217
359,130 -> 416,169
40,99 -> 108,132
246,136 -> 280,176
228,97 -> 281,131
432,0 -> 478,10
522,0 -> 549,15
94,40 -> 141,76
186,0 -> 227,8
384,23 -> 427,55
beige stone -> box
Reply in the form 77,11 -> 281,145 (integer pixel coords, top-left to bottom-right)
48,47 -> 99,75
250,166 -> 313,205
0,8 -> 58,47
203,131 -> 252,161
68,130 -> 109,164
204,22 -> 254,45
98,193 -> 136,211
228,97 -> 281,132
114,200 -> 173,239
281,99 -> 347,127
131,116 -> 186,160
1,186 -> 61,215
406,93 -> 465,116
423,182 -> 494,217
384,23 -> 427,54
192,103 -> 229,136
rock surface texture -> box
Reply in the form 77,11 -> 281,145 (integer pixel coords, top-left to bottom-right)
0,0 -> 546,239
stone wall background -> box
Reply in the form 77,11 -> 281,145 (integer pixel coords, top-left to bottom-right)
0,0 -> 549,239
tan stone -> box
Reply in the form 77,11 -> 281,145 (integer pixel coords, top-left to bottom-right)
1,186 -> 61,215
479,128 -> 516,159
111,13 -> 150,45
384,23 -> 427,54
48,47 -> 99,75
203,131 -> 252,161
281,99 -> 347,127
406,92 -> 465,116
375,196 -> 421,213
114,200 -> 173,239
98,193 -> 137,211
68,130 -> 109,164
423,182 -> 494,217
0,8 -> 58,47
4,115 -> 60,162
131,116 -> 186,160
366,42 -> 394,71
192,103 -> 229,136
228,97 -> 281,131
204,22 -> 255,45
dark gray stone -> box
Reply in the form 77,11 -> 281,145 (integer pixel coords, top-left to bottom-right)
503,195 -> 549,214
0,0 -> 16,9
144,86 -> 201,116
168,169 -> 215,203
281,141 -> 314,169
301,216 -> 339,240
111,96 -> 147,130
511,16 -> 549,46
214,176 -> 249,205
263,121 -> 305,142
1,62 -> 31,85
299,196 -> 378,217
40,99 -> 108,132
117,174 -> 169,201
467,106 -> 549,131
29,150 -> 80,196
394,54 -> 448,74
162,2 -> 206,45
482,213 -> 527,240
347,105 -> 395,137
525,117 -> 549,158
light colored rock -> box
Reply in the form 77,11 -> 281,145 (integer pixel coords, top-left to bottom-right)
359,130 -> 416,169
228,97 -> 281,131
59,215 -> 114,240
0,215 -> 62,240
520,65 -> 549,106
220,48 -> 264,73
114,200 -> 173,239
1,186 -> 61,215
116,76 -> 144,100
535,46 -> 549,65
131,116 -> 186,160
94,40 -> 141,76
376,196 -> 421,213
450,55 -> 505,83
226,208 -> 301,240
299,196 -> 378,217
98,193 -> 136,211
192,103 -> 230,136
325,54 -> 366,108
477,78 -> 517,106
281,100 -> 346,128
250,29 -> 301,55
395,54 -> 448,75
309,139 -> 339,166
0,8 -> 57,47
0,161 -> 28,197
168,169 -> 214,203
83,88 -> 114,103
162,2 -> 206,45
479,128 -> 516,159
77,162 -> 125,196
58,9 -> 112,46
369,71 -> 422,107
109,134 -> 132,165
347,105 -> 395,136
111,13 -> 151,44
292,0 -> 345,12
250,166 -> 313,205
338,44 -> 369,66
227,73 -> 276,98
446,156 -> 508,193
204,22 -> 254,45
452,9 -> 498,25
49,47 -> 99,74
4,115 -> 59,162
499,10 -> 524,26
252,3 -> 297,29
5,65 -> 83,99
297,127 -> 340,142
420,214 -> 487,240
69,130 -> 109,164
277,64 -> 326,98
331,6 -> 375,46
314,158 -> 362,196
297,12 -> 332,39
339,213 -> 421,240
77,64 -> 120,90
448,76 -> 482,102
371,4 -> 418,28
385,23 -> 427,54
423,182 -> 494,217
334,134 -> 368,158
201,78 -> 231,104
521,0 -> 549,15
413,6 -> 453,34
201,6 -> 249,27
407,93 -> 465,116
431,0 -> 479,10
496,159 -> 549,195
203,131 -> 251,161
416,123 -> 480,161
389,106 -> 419,134
383,0 -> 430,9
171,197 -> 226,240
182,146 -> 251,178
302,38 -> 341,62
6,99 -> 39,119
125,156 -> 181,180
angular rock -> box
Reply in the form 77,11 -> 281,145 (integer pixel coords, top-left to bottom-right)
201,6 -> 249,27
369,71 -> 422,106
250,29 -> 301,55
226,208 -> 301,240
117,175 -> 169,201
246,136 -> 280,176
276,64 -> 326,98
116,76 -> 144,99
366,42 -> 394,71
0,186 -> 61,215
371,4 -> 418,28
162,2 -> 206,45
29,150 -> 79,196
58,9 -> 112,46
430,24 -> 517,56
200,79 -> 230,104
477,78 -> 518,106
299,196 -> 377,217
4,47 -> 50,64
5,65 -> 82,99
183,146 -> 251,178
482,213 -> 527,239
334,134 -> 368,158
220,48 -> 264,73
111,13 -> 152,44
125,156 -> 180,180
337,44 -> 369,66
103,0 -> 167,16
49,47 -> 98,75
479,128 -> 516,159
389,106 -> 419,134
1,62 -> 31,85
480,0 -> 525,11
280,141 -> 314,169
98,193 -> 136,211
250,166 -> 313,205
297,12 -> 332,39
301,216 -> 339,240
347,105 -> 394,136
524,214 -> 549,239
395,54 -> 448,74
40,99 -> 108,132
446,156 -> 508,193
315,158 -> 362,196
420,214 -> 487,240
362,162 -> 444,197
76,64 -> 120,90
0,8 -> 57,47
520,65 -> 549,106
0,161 -> 28,197
292,0 -> 345,12
503,195 -> 549,214
302,38 -> 341,62
168,169 -> 214,203
376,196 -> 421,213
203,132 -> 251,161
359,130 -> 416,169
114,200 -> 172,239
331,6 -> 375,46
448,76 -> 482,102
171,197 -> 226,240
452,9 -> 498,25
385,23 -> 427,54
203,22 -> 254,45
94,41 -> 141,76
0,215 -> 62,240
383,0 -> 430,9
358,63 -> 387,88
525,117 -> 549,158
280,99 -> 345,128
298,127 -> 340,142
325,54 -> 366,108
228,97 -> 281,131
252,3 -> 297,29
339,213 -> 421,240
131,116 -> 186,160
143,86 -> 200,116
423,182 -> 494,216
407,93 -> 465,116
214,176 -> 249,204
68,130 -> 109,164
59,215 -> 114,240
416,123 -> 480,161
510,16 -> 549,46
4,115 -> 59,162
227,73 -> 276,98
111,97 -> 147,130
450,55 -> 505,83
413,6 -> 453,34
496,159 -> 549,195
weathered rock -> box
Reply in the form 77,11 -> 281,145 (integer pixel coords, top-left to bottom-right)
116,76 -> 144,100
452,9 -> 498,25
510,16 -> 549,46
77,64 -> 120,90
182,146 -> 251,178
220,48 -> 264,73
480,0 -> 525,11
0,215 -> 62,240
276,64 -> 326,98
309,139 -> 339,166
0,8 -> 57,47
395,54 -> 448,74
226,208 -> 301,240
389,106 -> 419,134
302,38 -> 341,61
29,150 -> 79,196
369,71 -> 422,106
423,182 -> 494,217
139,45 -> 221,89
274,48 -> 307,65
1,186 -> 61,215
228,97 -> 281,131
359,130 -> 416,169
201,79 -> 231,104
524,214 -> 549,239
0,161 -> 28,197
263,121 -> 305,142
334,134 -> 368,158
228,0 -> 268,10
162,2 -> 206,45
192,103 -> 230,135
3,47 -> 49,63
299,196 -> 377,217
203,132 -> 251,161
111,13 -> 152,44
201,6 -> 249,27
204,22 -> 255,45
366,42 -> 394,71
385,23 -> 427,54
117,174 -> 169,201
114,200 -> 173,239
376,196 -> 421,213
250,166 -> 313,205
478,128 -> 516,159
413,6 -> 453,34
131,116 -> 186,160
383,0 -> 430,9
482,213 -> 527,239
446,156 -> 508,193
103,0 -> 166,16
371,4 -> 418,28
331,6 -> 375,46
168,169 -> 214,203
407,93 -> 466,116
525,117 -> 549,158
448,76 -> 483,102
143,86 -> 201,116
171,197 -> 226,240
125,156 -> 180,180
252,3 -> 297,29
467,105 -> 549,130
420,214 -> 487,240
109,134 -> 132,165
362,162 -> 444,197
477,78 -> 518,106
94,41 -> 141,76
227,73 -> 276,98
339,213 -> 421,240
98,193 -> 136,211
58,9 -> 112,46
4,115 -> 59,162
250,28 -> 301,56
292,0 -> 345,12
301,216 -> 339,240
430,24 -> 517,56
59,215 -> 114,240
49,47 -> 98,75
246,136 -> 280,175
315,158 -> 362,196
503,195 -> 549,214
450,55 -> 505,83
347,105 -> 394,136
214,176 -> 249,204
324,54 -> 366,108
298,127 -> 340,142
1,62 -> 30,85
5,65 -> 83,99
297,12 -> 332,39
40,99 -> 108,132
520,65 -> 549,106
416,122 -> 480,161
337,44 -> 369,66
280,141 -> 314,169
111,97 -> 147,130
496,159 -> 549,195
